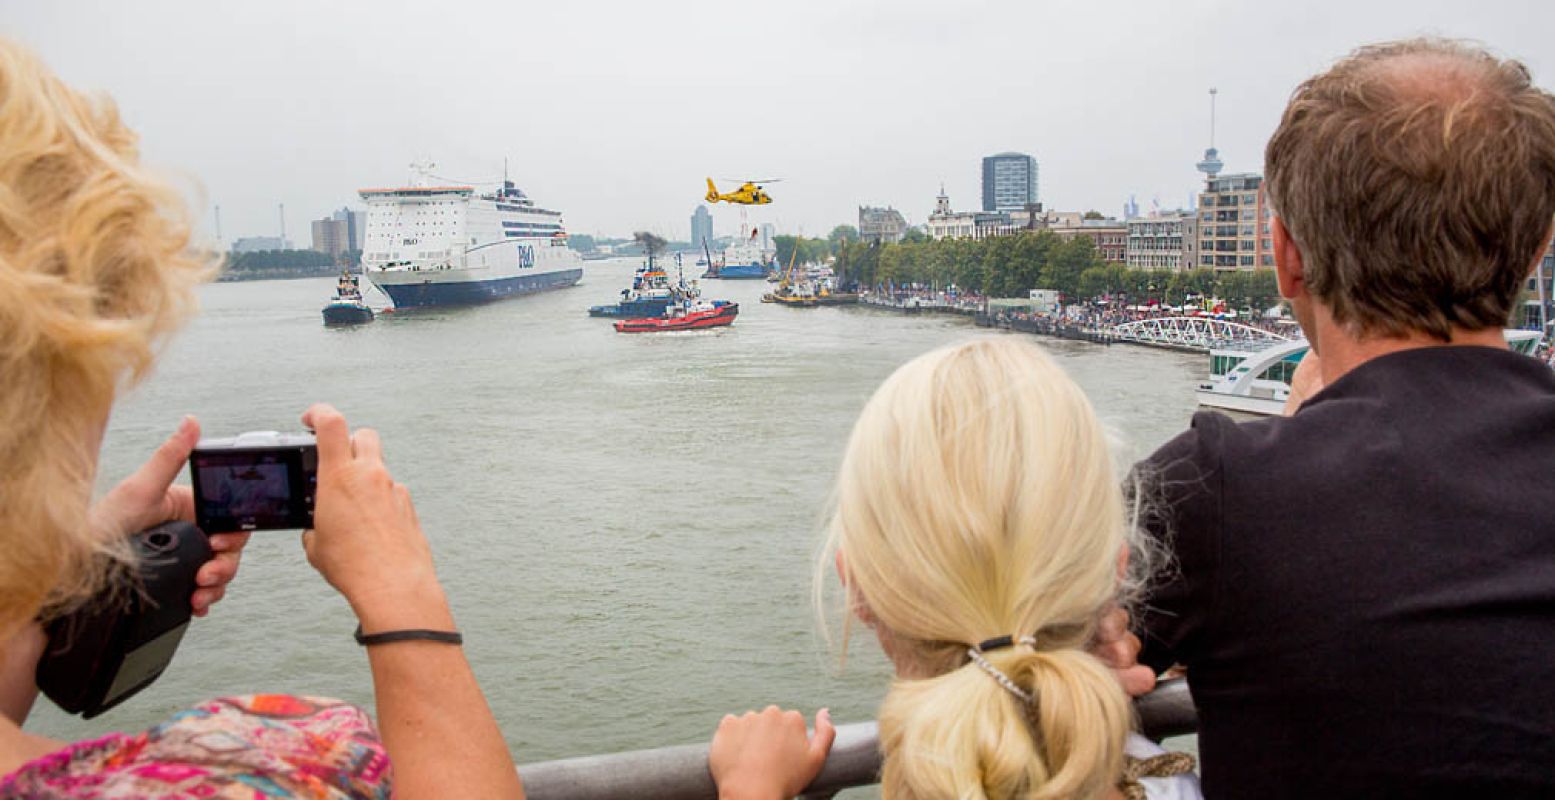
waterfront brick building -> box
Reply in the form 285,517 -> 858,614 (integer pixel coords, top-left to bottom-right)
1043,215 -> 1128,264
1062,220 -> 1128,263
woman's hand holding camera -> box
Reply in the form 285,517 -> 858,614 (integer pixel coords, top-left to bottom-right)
298,405 -> 522,799
300,404 -> 452,632
89,416 -> 250,617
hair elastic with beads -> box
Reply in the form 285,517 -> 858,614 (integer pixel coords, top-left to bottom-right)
967,635 -> 1037,704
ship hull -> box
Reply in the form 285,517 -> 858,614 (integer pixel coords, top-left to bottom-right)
374,268 -> 582,309
588,297 -> 674,318
706,264 -> 769,279
1194,389 -> 1284,416
590,298 -> 732,318
322,302 -> 375,326
614,303 -> 739,333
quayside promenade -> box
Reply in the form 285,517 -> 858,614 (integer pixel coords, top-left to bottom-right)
859,289 -> 1296,353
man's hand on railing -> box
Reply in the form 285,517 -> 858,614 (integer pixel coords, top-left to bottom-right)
709,706 -> 836,800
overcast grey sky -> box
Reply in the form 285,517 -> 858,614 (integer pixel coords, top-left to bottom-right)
7,0 -> 1554,243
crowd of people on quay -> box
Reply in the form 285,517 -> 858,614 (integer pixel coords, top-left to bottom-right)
864,284 -> 1303,341
860,286 -> 988,313
6,32 -> 1555,800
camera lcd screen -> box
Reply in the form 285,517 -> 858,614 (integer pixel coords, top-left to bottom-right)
191,447 -> 315,531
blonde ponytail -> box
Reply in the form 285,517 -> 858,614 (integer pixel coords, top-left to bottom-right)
879,647 -> 1131,800
824,338 -> 1146,799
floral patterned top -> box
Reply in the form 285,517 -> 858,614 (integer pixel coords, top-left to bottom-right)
0,695 -> 391,798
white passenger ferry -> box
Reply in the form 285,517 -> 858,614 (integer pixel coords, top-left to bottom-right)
359,164 -> 583,308
1196,329 -> 1544,416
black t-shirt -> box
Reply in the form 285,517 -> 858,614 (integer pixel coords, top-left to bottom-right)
1139,346 -> 1555,798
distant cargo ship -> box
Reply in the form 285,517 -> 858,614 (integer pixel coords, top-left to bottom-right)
703,227 -> 775,280
359,163 -> 583,308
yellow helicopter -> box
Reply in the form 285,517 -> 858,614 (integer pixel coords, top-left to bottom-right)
705,178 -> 780,205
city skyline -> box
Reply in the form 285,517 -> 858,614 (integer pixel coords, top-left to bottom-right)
8,1 -> 1553,243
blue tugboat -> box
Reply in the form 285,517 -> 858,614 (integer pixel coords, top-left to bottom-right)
588,255 -> 677,318
590,251 -> 732,318
322,272 -> 374,326
593,232 -> 734,319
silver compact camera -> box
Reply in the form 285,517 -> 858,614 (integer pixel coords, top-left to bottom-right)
189,432 -> 317,531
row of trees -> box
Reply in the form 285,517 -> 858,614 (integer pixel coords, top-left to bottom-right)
770,224 -> 872,269
831,231 -> 1283,310
222,248 -> 341,280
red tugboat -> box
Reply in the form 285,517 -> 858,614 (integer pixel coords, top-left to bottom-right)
614,299 -> 739,333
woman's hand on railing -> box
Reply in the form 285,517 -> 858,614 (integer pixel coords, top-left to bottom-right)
88,416 -> 251,617
710,706 -> 835,800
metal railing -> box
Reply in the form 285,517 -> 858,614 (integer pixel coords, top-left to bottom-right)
1110,316 -> 1292,352
518,678 -> 1195,800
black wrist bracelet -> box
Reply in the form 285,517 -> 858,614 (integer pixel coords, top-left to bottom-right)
353,623 -> 463,647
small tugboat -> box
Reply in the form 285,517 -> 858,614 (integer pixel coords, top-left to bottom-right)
614,298 -> 739,333
588,254 -> 677,318
593,234 -> 732,319
322,271 -> 374,326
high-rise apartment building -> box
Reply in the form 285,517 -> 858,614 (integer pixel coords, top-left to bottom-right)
1197,173 -> 1273,270
982,152 -> 1039,213
311,207 -> 366,260
311,219 -> 349,259
334,207 -> 365,249
690,205 -> 713,247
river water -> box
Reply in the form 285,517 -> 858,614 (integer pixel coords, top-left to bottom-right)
32,258 -> 1205,771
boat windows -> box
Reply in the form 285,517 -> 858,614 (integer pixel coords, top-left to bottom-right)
1255,354 -> 1305,385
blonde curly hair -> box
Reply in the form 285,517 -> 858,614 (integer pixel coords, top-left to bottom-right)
0,38 -> 213,635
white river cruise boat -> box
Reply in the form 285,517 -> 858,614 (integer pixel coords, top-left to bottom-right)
359,164 -> 583,308
1196,329 -> 1544,416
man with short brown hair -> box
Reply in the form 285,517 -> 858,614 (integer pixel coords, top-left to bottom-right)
1137,39 -> 1555,797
